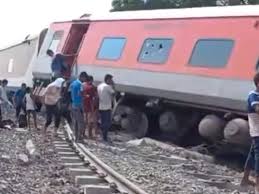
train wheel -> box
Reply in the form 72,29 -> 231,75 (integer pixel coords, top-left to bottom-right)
198,114 -> 225,142
121,108 -> 148,138
158,111 -> 179,134
224,118 -> 250,146
112,105 -> 129,125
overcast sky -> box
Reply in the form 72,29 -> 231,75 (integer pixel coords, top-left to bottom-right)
0,0 -> 112,48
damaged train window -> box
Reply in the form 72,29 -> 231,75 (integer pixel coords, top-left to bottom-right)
138,38 -> 173,64
48,31 -> 64,52
97,37 -> 126,60
189,39 -> 234,68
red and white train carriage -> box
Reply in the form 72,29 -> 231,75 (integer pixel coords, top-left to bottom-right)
32,5 -> 259,153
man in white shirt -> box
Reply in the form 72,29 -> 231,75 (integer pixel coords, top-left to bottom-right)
97,74 -> 115,142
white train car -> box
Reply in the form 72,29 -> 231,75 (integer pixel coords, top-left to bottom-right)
0,29 -> 48,90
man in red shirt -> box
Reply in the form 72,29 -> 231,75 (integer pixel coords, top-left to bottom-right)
83,76 -> 98,139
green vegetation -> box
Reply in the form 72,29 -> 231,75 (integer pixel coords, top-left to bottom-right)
111,0 -> 259,11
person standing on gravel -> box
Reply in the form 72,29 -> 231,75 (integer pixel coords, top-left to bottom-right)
241,72 -> 259,193
24,87 -> 38,130
83,75 -> 99,139
42,78 -> 65,139
70,72 -> 88,142
13,83 -> 26,119
59,80 -> 72,125
0,79 -> 13,120
97,74 -> 115,142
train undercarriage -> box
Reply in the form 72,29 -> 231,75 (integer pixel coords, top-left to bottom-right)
32,76 -> 251,157
113,93 -> 251,157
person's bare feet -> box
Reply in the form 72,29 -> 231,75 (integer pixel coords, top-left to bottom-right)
53,132 -> 58,138
241,178 -> 255,187
42,127 -> 46,133
43,135 -> 48,142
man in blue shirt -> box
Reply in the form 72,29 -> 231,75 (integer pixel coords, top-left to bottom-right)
242,72 -> 259,193
13,83 -> 26,119
46,49 -> 67,79
70,72 -> 88,142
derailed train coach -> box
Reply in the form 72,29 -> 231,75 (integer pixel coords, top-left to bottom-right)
4,31 -> 49,88
0,36 -> 37,92
0,29 -> 48,100
32,5 -> 259,155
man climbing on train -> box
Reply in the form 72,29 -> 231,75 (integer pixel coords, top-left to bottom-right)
241,72 -> 259,194
46,49 -> 68,80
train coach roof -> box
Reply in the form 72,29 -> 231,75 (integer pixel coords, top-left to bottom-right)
0,35 -> 38,51
87,5 -> 259,21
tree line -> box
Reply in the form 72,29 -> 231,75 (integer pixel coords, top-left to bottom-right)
111,0 -> 259,11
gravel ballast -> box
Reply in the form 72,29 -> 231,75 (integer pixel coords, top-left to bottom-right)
0,120 -> 79,194
82,132 -> 251,194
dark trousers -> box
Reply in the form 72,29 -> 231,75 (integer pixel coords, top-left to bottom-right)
45,104 -> 61,129
0,105 -> 2,124
60,103 -> 72,125
62,111 -> 72,125
72,106 -> 85,141
35,102 -> 42,112
16,103 -> 26,118
245,136 -> 259,175
99,110 -> 112,141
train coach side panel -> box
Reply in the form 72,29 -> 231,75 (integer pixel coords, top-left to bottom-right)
0,39 -> 37,78
77,17 -> 259,112
0,38 -> 38,88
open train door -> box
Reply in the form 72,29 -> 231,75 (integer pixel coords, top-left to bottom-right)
62,21 -> 89,79
32,28 -> 58,81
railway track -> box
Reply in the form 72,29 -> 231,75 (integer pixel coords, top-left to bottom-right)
53,123 -> 149,194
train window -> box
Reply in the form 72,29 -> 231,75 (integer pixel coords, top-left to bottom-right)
8,58 -> 14,73
97,37 -> 126,60
48,31 -> 64,52
138,38 -> 173,64
189,39 -> 234,68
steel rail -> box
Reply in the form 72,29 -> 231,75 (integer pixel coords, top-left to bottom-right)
63,122 -> 149,194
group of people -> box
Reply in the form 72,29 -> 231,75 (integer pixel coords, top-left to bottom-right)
2,72 -> 114,144
0,48 -> 115,146
45,49 -> 115,142
70,72 -> 115,142
0,80 -> 38,129
40,71 -> 115,143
